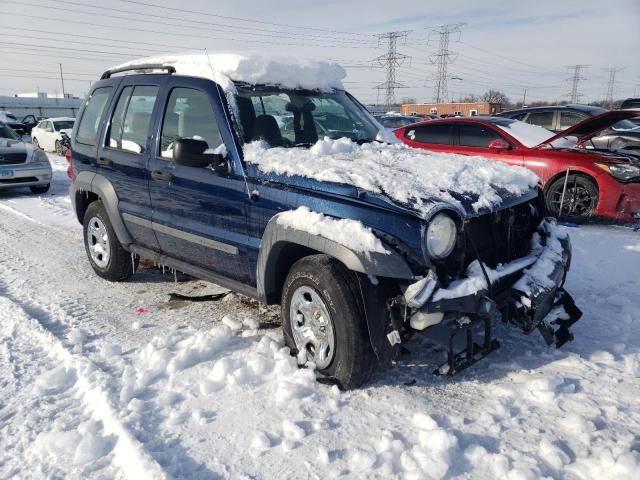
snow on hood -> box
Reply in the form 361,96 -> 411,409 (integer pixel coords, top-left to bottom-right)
244,137 -> 540,216
110,53 -> 346,92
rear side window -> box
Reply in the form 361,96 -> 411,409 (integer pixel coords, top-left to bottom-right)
77,87 -> 112,145
559,111 -> 586,130
108,85 -> 159,154
459,124 -> 502,147
525,111 -> 554,130
159,88 -> 224,159
404,124 -> 453,145
510,112 -> 527,121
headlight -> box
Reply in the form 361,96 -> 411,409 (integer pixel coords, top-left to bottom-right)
31,148 -> 50,165
594,162 -> 640,182
425,213 -> 457,259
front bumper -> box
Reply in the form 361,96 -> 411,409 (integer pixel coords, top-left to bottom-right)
0,164 -> 52,189
406,221 -> 581,346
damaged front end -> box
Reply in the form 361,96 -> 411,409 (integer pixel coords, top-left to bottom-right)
402,211 -> 582,375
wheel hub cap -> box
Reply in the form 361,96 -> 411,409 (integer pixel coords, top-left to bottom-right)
289,286 -> 335,369
86,216 -> 110,268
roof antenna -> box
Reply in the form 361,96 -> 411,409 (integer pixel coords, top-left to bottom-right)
204,48 -> 254,201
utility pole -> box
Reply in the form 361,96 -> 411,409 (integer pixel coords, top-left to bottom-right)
604,67 -> 624,108
522,88 -> 527,106
429,23 -> 465,104
566,65 -> 589,103
373,31 -> 410,107
59,63 -> 66,98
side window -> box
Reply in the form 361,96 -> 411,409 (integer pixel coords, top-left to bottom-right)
459,124 -> 502,148
77,87 -> 112,145
108,85 -> 158,154
404,124 -> 453,145
525,111 -> 554,130
160,88 -> 224,159
511,112 -> 527,121
559,111 -> 586,130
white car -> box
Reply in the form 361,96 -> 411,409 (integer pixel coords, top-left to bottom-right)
31,117 -> 75,154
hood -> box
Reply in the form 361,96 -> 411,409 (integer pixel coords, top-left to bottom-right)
242,137 -> 540,220
536,109 -> 640,147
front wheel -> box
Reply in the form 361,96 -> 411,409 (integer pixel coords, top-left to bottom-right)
546,174 -> 598,222
83,201 -> 137,281
30,184 -> 50,194
281,255 -> 376,389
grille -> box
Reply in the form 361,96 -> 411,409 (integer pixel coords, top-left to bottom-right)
464,196 -> 543,269
435,194 -> 545,288
0,153 -> 27,165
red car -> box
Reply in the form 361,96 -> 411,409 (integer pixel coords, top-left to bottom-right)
394,111 -> 640,223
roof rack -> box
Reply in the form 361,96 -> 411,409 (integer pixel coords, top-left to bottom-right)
100,64 -> 176,80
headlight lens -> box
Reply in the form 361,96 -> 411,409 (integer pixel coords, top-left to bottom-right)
32,148 -> 50,165
594,162 -> 640,182
425,213 -> 457,259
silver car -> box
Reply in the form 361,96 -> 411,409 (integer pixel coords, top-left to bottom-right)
0,122 -> 52,194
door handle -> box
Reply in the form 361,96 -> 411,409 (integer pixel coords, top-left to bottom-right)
151,170 -> 173,182
97,156 -> 112,167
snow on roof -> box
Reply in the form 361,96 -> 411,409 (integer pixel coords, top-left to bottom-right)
495,120 -> 555,148
244,137 -> 540,215
110,53 -> 346,92
47,117 -> 76,121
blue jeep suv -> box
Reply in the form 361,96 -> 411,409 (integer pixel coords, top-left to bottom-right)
69,54 -> 580,388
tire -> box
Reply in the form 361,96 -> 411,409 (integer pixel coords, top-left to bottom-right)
545,174 -> 598,222
30,184 -> 50,194
55,140 -> 63,156
83,201 -> 137,281
281,254 -> 376,389
32,137 -> 40,149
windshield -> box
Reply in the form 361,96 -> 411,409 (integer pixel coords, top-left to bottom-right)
495,119 -> 573,148
612,119 -> 638,130
0,124 -> 21,140
234,84 -> 380,147
54,120 -> 75,131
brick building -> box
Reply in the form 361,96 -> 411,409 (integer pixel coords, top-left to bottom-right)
400,102 -> 503,117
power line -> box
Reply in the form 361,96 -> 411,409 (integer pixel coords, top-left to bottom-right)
566,65 -> 589,103
429,23 -> 465,103
373,31 -> 410,106
120,0 -> 374,37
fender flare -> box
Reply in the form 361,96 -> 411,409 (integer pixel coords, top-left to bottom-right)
257,213 -> 415,302
70,171 -> 133,246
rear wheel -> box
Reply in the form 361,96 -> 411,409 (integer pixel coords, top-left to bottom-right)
281,255 -> 376,389
546,174 -> 598,222
83,201 -> 137,281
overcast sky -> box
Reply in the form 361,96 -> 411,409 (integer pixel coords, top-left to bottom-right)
0,0 -> 638,104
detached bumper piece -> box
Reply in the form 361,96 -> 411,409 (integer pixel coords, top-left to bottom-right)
433,314 -> 500,376
535,289 -> 582,348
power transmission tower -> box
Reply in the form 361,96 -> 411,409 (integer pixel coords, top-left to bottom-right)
604,67 -> 624,108
429,23 -> 465,104
373,31 -> 410,106
566,65 -> 589,103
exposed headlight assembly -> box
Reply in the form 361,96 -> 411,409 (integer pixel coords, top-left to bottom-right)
595,162 -> 640,182
425,213 -> 457,259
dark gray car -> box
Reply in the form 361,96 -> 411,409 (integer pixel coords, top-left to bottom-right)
497,104 -> 640,151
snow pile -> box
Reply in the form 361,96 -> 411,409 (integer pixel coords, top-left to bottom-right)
276,206 -> 390,254
111,53 -> 346,92
245,137 -> 539,214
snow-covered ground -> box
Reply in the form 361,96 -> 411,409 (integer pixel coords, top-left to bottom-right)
1,154 -> 639,479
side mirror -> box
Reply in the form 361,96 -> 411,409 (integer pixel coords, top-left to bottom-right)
173,138 -> 227,172
488,139 -> 510,151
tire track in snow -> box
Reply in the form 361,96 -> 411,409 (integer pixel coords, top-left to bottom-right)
0,292 -> 168,480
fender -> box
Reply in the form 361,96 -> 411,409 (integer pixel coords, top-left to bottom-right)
70,171 -> 133,246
